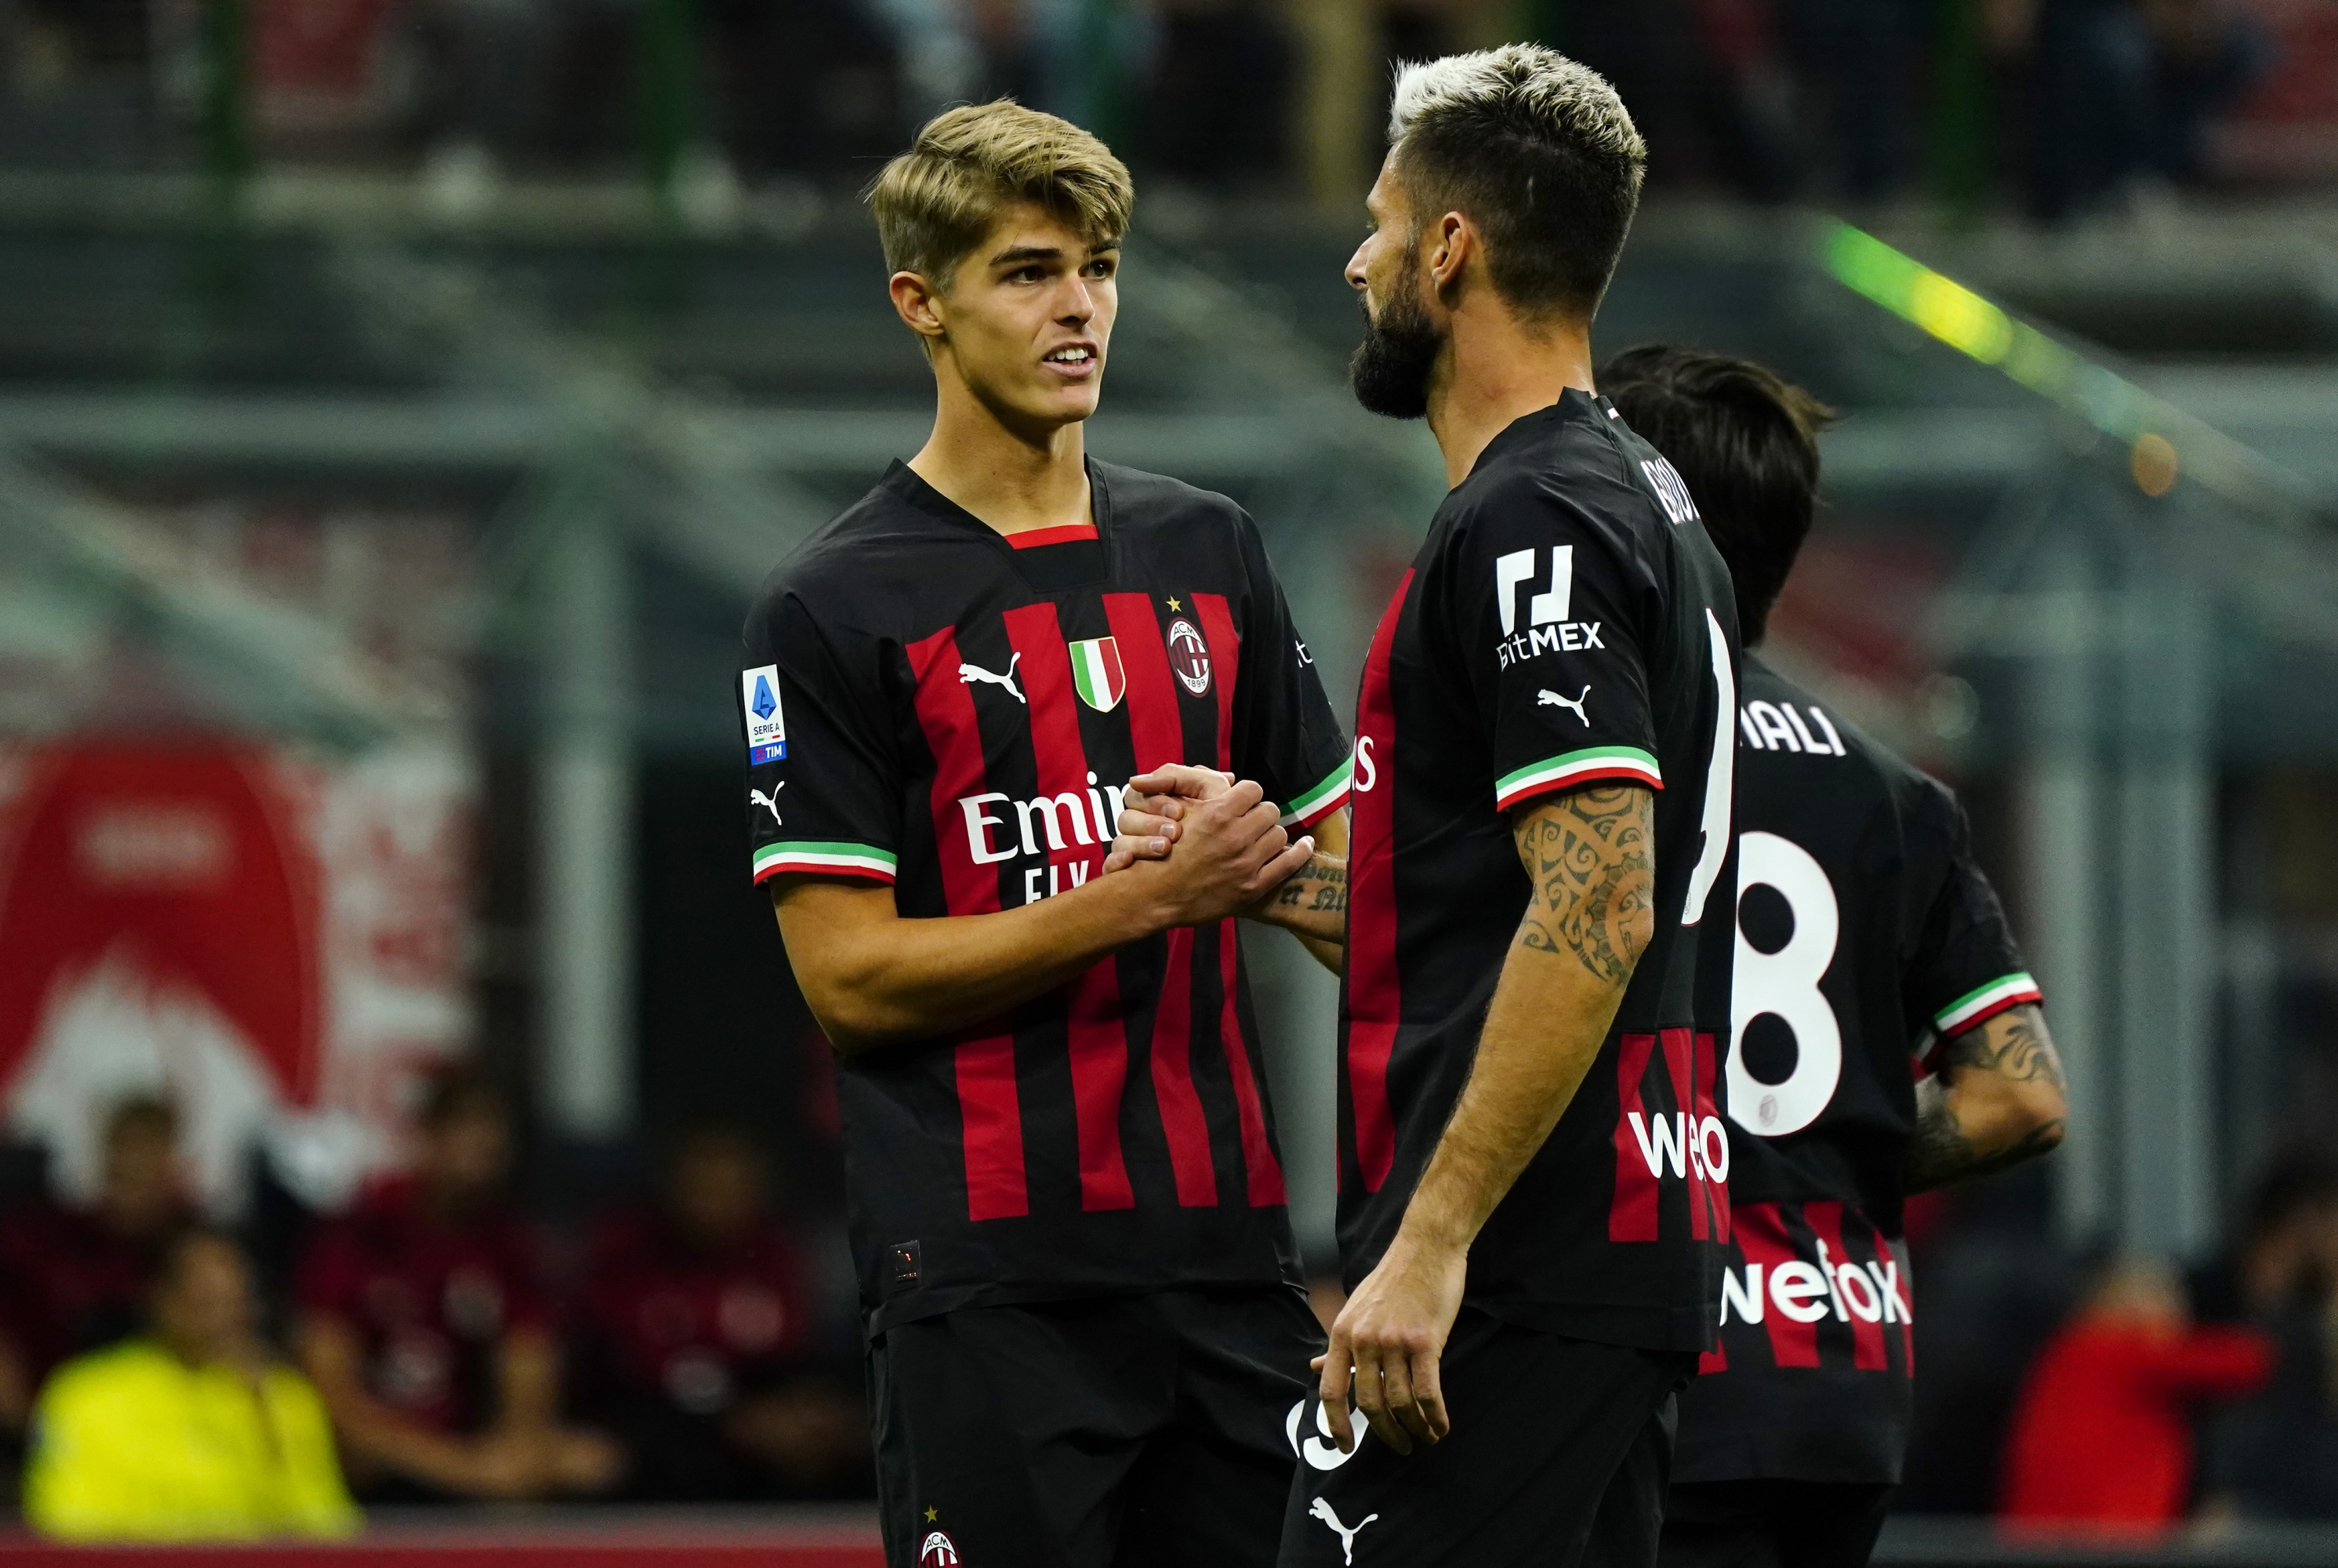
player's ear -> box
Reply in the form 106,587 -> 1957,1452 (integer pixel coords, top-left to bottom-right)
890,270 -> 949,346
1426,212 -> 1471,301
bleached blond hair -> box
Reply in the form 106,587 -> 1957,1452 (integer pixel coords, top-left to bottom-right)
867,100 -> 1133,291
1384,45 -> 1647,320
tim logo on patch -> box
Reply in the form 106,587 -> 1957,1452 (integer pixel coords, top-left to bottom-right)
741,664 -> 786,763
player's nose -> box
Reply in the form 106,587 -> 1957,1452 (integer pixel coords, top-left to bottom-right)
1345,241 -> 1370,295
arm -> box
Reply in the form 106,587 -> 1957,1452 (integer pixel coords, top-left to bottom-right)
296,1315 -> 529,1498
774,778 -> 1310,1054
1105,764 -> 1349,968
1904,1004 -> 2068,1192
1320,785 -> 1654,1455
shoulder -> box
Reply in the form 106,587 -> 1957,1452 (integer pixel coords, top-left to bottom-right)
748,473 -> 961,627
1095,461 -> 1254,556
42,1341 -> 170,1413
1443,406 -> 1671,569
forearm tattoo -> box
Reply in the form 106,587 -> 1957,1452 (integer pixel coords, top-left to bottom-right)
1936,1006 -> 2066,1091
1513,786 -> 1654,985
1904,1006 -> 2067,1192
1272,854 -> 1349,915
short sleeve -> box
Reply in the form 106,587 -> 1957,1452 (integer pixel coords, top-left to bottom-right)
1904,786 -> 2041,1047
742,587 -> 902,887
1230,521 -> 1352,828
1443,488 -> 1661,813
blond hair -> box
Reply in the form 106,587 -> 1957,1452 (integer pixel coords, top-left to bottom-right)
1385,45 -> 1646,320
867,100 -> 1134,289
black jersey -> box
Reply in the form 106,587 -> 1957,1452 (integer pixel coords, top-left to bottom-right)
1674,655 -> 2038,1486
741,460 -> 1352,1337
1335,391 -> 1741,1356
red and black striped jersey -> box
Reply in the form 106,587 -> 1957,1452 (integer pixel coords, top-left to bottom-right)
1336,392 -> 1742,1356
1674,654 -> 2038,1486
740,460 -> 1351,1336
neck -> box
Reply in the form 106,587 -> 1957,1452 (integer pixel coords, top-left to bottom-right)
1425,301 -> 1596,488
908,356 -> 1091,536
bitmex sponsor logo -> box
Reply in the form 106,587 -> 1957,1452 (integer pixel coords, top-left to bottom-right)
958,773 -> 1129,903
1719,1242 -> 1911,1327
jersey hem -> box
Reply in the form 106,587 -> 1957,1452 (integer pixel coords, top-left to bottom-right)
862,1270 -> 1306,1342
752,841 -> 899,885
1933,971 -> 2042,1036
1493,746 -> 1664,812
1283,759 -> 1354,828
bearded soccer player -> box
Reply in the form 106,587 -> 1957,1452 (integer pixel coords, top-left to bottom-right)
1118,47 -> 1742,1566
1599,345 -> 2069,1568
740,102 -> 1355,1568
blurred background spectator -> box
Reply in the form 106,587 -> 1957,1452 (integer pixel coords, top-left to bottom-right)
1999,1254 -> 2274,1534
20,1229 -> 357,1541
292,1068 -> 619,1504
575,1123 -> 864,1501
0,1098 -> 191,1443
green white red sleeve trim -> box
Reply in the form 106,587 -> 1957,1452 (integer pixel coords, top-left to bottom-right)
1494,746 -> 1662,812
752,840 -> 898,885
1280,758 -> 1353,829
1933,971 -> 2042,1036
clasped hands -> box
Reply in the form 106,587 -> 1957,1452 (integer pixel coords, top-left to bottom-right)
1101,764 -> 1308,927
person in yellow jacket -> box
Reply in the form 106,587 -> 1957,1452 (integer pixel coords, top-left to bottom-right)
22,1226 -> 360,1541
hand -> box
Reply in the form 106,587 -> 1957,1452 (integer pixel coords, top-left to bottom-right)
1102,764 -> 1232,873
1314,1229 -> 1467,1456
1115,775 -> 1311,928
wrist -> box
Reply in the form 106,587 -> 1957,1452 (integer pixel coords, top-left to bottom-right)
1391,1209 -> 1472,1262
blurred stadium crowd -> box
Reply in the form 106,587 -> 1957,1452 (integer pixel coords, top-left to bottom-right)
0,1074 -> 869,1535
0,1 -> 2318,219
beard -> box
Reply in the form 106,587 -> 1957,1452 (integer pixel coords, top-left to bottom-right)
1349,264 -> 1443,421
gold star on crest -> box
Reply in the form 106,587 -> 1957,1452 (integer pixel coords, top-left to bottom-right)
1166,596 -> 1182,611
925,1507 -> 938,1523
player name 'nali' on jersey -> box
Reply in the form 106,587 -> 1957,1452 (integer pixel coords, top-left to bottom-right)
1337,391 -> 1743,1357
740,461 -> 1352,1336
1675,654 -> 2039,1487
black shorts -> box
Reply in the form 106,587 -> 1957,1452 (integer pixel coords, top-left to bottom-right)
868,1285 -> 1321,1568
1658,1479 -> 1893,1568
1278,1307 -> 1697,1568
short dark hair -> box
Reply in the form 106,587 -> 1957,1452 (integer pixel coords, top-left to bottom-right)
1598,345 -> 1835,646
1387,45 -> 1646,321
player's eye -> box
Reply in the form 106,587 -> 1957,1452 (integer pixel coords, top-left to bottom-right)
1085,258 -> 1116,279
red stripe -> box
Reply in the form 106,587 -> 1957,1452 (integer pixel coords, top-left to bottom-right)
1694,1031 -> 1730,1243
1005,521 -> 1098,550
1735,1203 -> 1820,1367
1148,929 -> 1217,1207
1003,604 -> 1134,1211
1191,591 -> 1239,771
1104,593 -> 1185,769
1108,591 -> 1221,1205
1658,1027 -> 1704,1241
1609,1032 -> 1661,1241
1698,1342 -> 1728,1375
1806,1201 -> 1890,1370
1217,920 -> 1286,1206
1345,573 -> 1410,1192
907,626 -> 1025,1221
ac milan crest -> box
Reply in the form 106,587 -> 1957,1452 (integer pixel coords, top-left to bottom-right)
1165,618 -> 1211,696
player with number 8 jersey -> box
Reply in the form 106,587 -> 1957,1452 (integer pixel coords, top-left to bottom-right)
1602,345 -> 2067,1568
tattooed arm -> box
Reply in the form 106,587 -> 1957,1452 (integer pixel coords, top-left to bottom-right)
1316,786 -> 1654,1457
1102,764 -> 1349,971
1905,1004 -> 2068,1192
